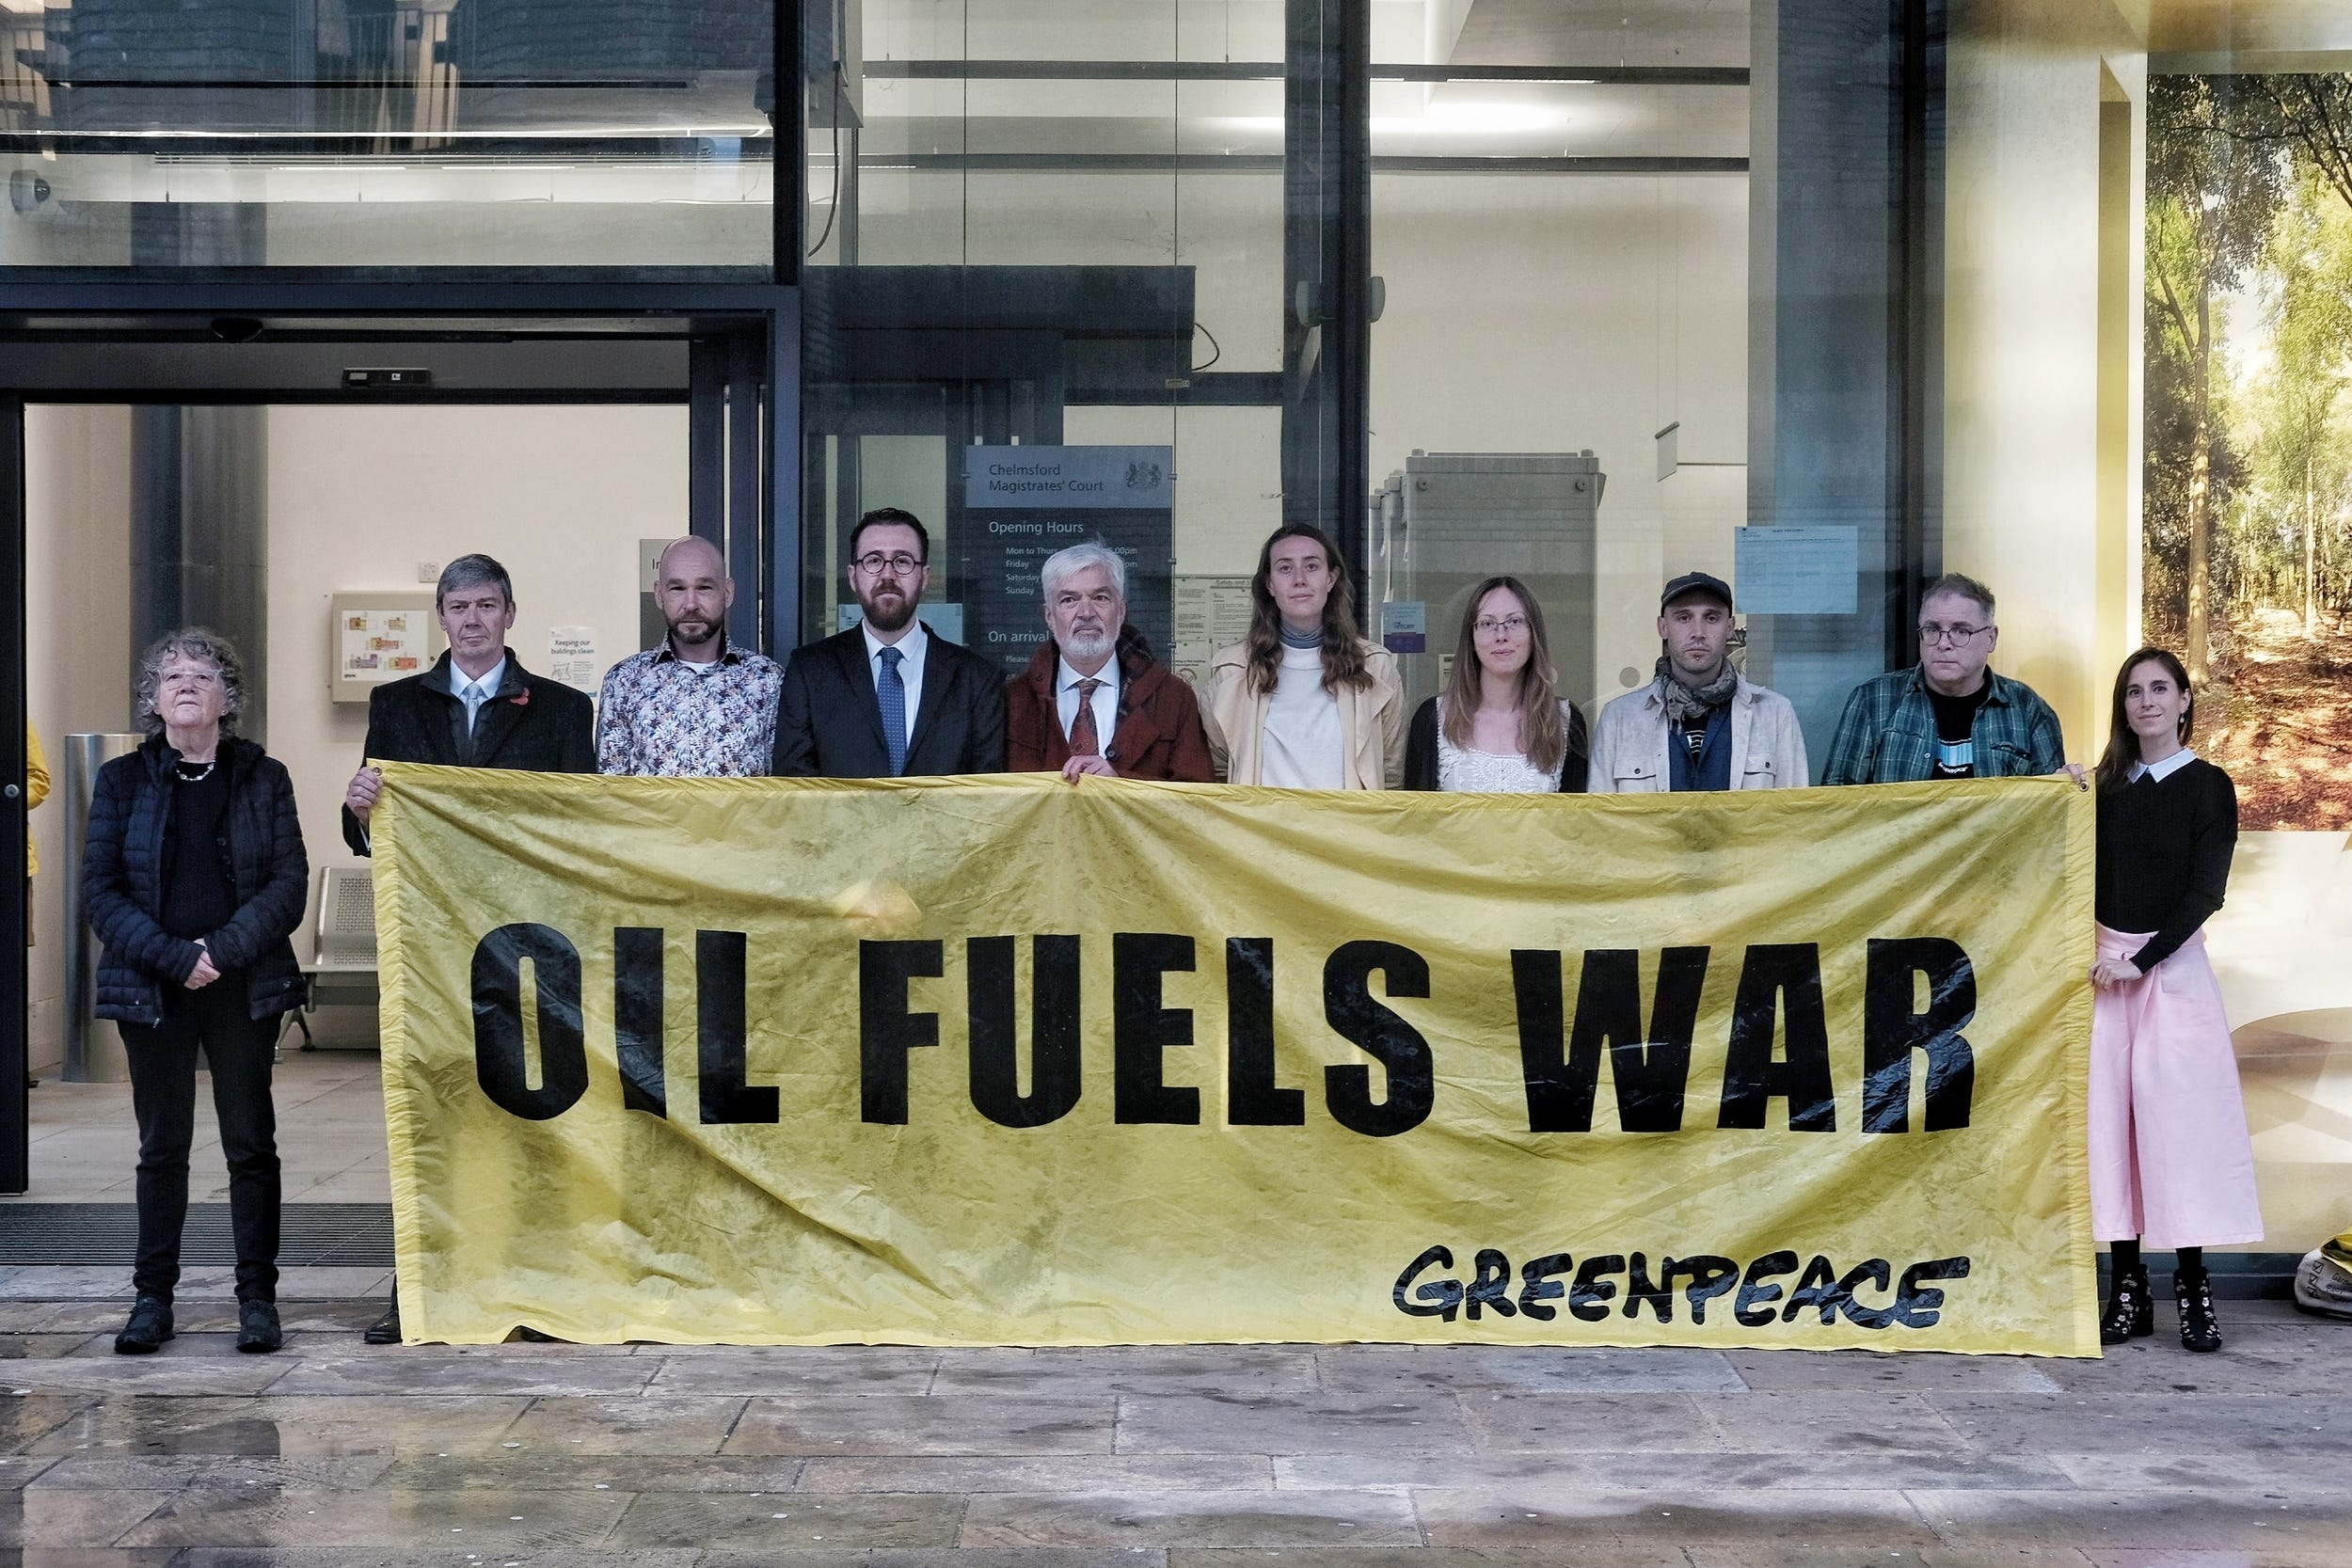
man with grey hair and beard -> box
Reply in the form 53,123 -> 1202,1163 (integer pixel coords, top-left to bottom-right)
1005,541 -> 1214,782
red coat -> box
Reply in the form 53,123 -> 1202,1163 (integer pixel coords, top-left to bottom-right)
1005,630 -> 1216,782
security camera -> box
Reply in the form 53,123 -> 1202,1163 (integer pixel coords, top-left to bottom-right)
8,170 -> 51,214
211,316 -> 265,343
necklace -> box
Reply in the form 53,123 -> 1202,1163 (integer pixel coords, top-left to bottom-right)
174,759 -> 216,782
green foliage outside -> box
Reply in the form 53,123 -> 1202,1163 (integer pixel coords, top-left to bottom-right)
2146,74 -> 2352,830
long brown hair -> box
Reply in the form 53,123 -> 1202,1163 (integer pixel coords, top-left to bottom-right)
2094,646 -> 2195,794
1440,577 -> 1568,774
1243,523 -> 1373,696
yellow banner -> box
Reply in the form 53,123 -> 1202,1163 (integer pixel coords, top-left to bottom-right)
373,767 -> 2099,1354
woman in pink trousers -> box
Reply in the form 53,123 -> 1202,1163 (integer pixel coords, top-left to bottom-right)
2089,646 -> 2262,1353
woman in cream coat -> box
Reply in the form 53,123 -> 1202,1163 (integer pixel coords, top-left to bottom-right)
1202,524 -> 1405,789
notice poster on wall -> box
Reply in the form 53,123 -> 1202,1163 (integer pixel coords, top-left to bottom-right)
1172,576 -> 1255,690
329,592 -> 440,705
548,627 -> 600,693
959,447 -> 1174,676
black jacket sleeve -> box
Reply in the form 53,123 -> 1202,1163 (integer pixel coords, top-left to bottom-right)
966,659 -> 1008,774
1402,698 -> 1440,791
83,761 -> 202,987
771,655 -> 818,776
205,759 -> 310,972
554,685 -> 597,774
1559,702 -> 1590,794
342,689 -> 390,856
2131,764 -> 2238,973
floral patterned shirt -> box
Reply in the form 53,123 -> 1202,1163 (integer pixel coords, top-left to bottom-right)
596,639 -> 785,777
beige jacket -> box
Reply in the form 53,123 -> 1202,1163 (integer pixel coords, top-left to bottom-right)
1587,672 -> 1809,792
1201,639 -> 1406,789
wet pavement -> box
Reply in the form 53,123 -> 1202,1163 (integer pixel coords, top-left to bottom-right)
1,1285 -> 2345,1565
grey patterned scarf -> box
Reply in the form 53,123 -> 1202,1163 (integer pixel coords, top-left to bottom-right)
1655,655 -> 1738,726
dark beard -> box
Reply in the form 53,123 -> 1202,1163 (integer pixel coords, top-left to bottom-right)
860,590 -> 915,634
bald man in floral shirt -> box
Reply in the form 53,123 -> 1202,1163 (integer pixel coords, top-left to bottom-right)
596,536 -> 784,776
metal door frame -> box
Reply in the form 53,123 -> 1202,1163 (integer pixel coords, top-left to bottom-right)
0,287 -> 801,1191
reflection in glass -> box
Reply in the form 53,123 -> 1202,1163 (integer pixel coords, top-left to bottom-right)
0,0 -> 774,267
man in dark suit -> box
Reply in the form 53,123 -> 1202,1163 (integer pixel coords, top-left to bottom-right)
339,554 -> 592,1346
771,508 -> 1007,777
341,554 -> 596,854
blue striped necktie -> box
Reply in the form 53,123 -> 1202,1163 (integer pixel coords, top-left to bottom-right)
877,644 -> 909,776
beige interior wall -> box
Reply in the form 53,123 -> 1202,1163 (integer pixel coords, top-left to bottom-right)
21,406 -> 135,1075
262,405 -> 690,1038
1945,0 -> 2148,763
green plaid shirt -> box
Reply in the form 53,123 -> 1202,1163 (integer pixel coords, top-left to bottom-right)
1820,666 -> 2066,785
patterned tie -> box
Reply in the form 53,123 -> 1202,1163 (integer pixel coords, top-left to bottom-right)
1070,678 -> 1103,758
877,645 -> 909,777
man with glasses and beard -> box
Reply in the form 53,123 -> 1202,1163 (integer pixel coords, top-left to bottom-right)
1005,541 -> 1214,782
770,507 -> 1006,777
1821,572 -> 2080,785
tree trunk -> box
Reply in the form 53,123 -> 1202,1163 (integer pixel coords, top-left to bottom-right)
2305,443 -> 2319,639
2186,288 -> 2213,683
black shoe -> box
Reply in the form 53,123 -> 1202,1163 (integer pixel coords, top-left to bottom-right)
113,1295 -> 174,1354
2099,1264 -> 2154,1345
513,1325 -> 559,1343
362,1299 -> 402,1346
235,1299 -> 283,1354
2176,1267 -> 2223,1353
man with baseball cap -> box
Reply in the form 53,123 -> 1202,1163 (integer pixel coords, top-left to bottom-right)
1588,570 -> 1808,792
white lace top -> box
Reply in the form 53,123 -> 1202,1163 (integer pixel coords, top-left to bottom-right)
1435,698 -> 1568,793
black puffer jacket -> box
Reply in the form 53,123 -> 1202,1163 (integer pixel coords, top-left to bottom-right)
84,736 -> 310,1027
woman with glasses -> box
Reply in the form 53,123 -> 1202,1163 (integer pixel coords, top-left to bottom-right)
1402,578 -> 1587,793
1202,523 -> 1405,789
84,630 -> 308,1356
2086,646 -> 2259,1354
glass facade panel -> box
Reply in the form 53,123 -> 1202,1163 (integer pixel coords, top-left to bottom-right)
0,0 -> 773,267
801,0 -> 1290,681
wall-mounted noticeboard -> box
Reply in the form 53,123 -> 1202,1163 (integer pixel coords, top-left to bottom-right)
330,593 -> 442,705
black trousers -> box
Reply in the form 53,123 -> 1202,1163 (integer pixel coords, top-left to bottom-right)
119,979 -> 282,1304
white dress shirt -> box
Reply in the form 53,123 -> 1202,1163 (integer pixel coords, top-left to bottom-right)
1056,656 -> 1120,751
862,619 -> 929,751
451,657 -> 508,736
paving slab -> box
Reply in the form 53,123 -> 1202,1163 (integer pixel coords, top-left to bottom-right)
1727,1348 -> 2064,1392
1455,1390 -> 1721,1452
261,1351 -> 659,1398
602,1489 -> 966,1548
1926,1392 -> 2352,1453
0,1486 -> 178,1548
1115,1392 -> 1472,1454
930,1346 -> 1322,1399
383,1450 -> 803,1492
112,1484 -> 635,1549
1278,1447 -> 2074,1492
724,1395 -> 1118,1456
1910,1487 -> 2352,1553
1410,1484 -> 1943,1550
798,1455 -> 1274,1494
492,1393 -> 749,1454
643,1347 -> 943,1395
958,1488 -> 1422,1549
20,1394 -> 530,1456
1313,1344 -> 1743,1395
25,1454 -> 397,1490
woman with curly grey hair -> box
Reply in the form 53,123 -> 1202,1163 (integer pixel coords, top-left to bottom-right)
83,629 -> 308,1355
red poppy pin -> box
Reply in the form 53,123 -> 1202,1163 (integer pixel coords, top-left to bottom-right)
510,689 -> 531,706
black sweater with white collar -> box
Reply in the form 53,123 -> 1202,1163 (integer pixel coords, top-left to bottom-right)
2094,754 -> 2237,973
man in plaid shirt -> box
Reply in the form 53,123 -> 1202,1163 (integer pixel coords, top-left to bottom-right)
1821,572 -> 2083,786
596,536 -> 784,776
